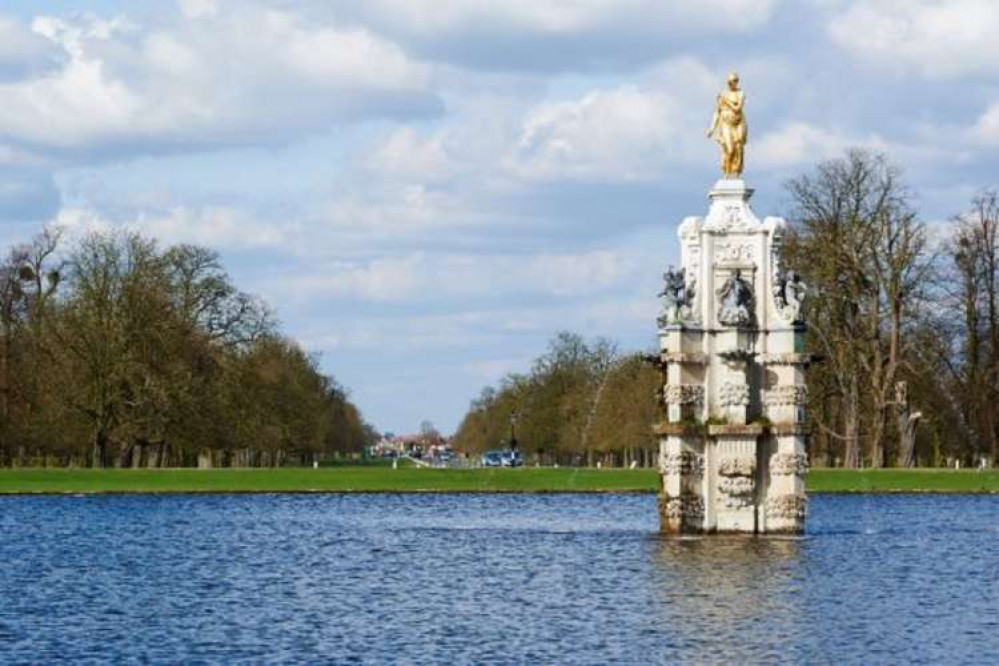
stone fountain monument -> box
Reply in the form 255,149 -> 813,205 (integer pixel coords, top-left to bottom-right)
655,72 -> 809,534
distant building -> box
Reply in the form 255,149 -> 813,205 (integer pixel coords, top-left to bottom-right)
369,432 -> 451,459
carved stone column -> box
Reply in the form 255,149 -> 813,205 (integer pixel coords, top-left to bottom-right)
656,426 -> 705,534
764,427 -> 808,532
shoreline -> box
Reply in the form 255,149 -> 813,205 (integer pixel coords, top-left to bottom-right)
2,488 -> 999,497
2,468 -> 999,496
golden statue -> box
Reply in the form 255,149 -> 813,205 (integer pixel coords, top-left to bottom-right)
706,72 -> 747,178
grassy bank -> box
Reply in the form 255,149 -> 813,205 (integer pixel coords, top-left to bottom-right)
1,468 -> 998,495
807,468 -> 999,493
0,467 -> 659,495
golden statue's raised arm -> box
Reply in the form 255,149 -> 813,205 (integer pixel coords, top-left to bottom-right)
706,72 -> 747,178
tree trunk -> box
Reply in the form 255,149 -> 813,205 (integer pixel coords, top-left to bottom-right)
118,442 -> 135,469
843,377 -> 860,468
895,381 -> 920,468
92,431 -> 108,469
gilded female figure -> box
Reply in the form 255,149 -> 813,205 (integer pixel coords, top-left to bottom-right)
706,72 -> 747,177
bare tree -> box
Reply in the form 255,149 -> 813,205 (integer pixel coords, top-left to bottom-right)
785,150 -> 928,467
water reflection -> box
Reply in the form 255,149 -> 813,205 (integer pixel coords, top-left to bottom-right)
651,536 -> 806,661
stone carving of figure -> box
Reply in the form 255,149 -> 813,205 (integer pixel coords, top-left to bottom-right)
716,269 -> 753,327
773,269 -> 807,323
657,265 -> 696,326
705,72 -> 747,178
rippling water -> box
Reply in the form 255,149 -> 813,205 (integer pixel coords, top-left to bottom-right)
1,493 -> 998,664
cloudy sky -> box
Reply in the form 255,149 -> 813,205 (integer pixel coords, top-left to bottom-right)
1,0 -> 997,434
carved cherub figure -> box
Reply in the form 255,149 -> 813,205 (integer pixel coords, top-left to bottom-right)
773,269 -> 807,323
657,265 -> 696,326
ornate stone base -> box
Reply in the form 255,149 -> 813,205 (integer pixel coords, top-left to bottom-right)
657,428 -> 807,535
658,492 -> 705,534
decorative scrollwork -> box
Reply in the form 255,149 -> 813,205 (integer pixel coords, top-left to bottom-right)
658,493 -> 705,523
717,456 -> 755,477
762,385 -> 807,407
769,452 -> 808,477
661,451 -> 705,477
765,494 -> 808,521
663,385 -> 705,406
719,382 -> 750,407
717,476 -> 755,508
715,241 -> 754,264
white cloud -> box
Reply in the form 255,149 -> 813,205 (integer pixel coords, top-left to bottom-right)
367,128 -> 455,182
0,16 -> 64,81
348,0 -> 779,35
0,8 -> 437,157
53,204 -> 291,249
463,358 -> 529,381
829,0 -> 999,77
364,58 -> 720,186
509,85 -> 680,181
137,206 -> 291,248
974,102 -> 999,145
282,250 -> 630,303
754,122 -> 859,168
308,0 -> 783,73
178,0 -> 218,20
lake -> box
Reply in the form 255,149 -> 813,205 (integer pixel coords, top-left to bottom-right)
2,493 -> 997,664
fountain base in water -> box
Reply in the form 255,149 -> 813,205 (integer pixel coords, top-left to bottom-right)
653,180 -> 809,534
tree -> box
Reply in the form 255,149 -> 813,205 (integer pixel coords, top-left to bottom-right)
785,149 -> 929,468
0,227 -> 376,469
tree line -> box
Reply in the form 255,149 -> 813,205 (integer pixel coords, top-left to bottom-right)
0,228 -> 377,468
455,149 -> 999,469
453,332 -> 661,466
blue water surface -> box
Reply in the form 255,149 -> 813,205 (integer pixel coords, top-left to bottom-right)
1,493 -> 997,664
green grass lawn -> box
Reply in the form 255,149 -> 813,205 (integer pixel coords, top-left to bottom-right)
807,468 -> 999,493
0,467 -> 660,495
0,467 -> 997,495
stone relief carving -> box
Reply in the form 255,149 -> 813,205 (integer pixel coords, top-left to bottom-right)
760,353 -> 814,366
657,265 -> 697,326
661,352 -> 707,365
718,382 -> 750,407
707,202 -> 757,232
716,455 -> 756,509
715,240 -> 755,265
659,493 -> 705,523
663,385 -> 705,406
716,269 -> 754,327
773,269 -> 807,324
678,216 -> 702,239
718,476 -> 755,508
765,494 -> 808,521
769,452 -> 809,477
763,385 -> 808,407
717,456 -> 755,477
661,451 -> 705,477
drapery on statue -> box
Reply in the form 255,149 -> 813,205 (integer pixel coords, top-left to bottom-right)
705,72 -> 747,178
716,269 -> 753,327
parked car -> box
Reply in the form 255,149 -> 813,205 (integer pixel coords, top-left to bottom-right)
501,450 -> 524,468
481,451 -> 504,467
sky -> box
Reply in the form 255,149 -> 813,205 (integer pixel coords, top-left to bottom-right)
0,0 -> 997,435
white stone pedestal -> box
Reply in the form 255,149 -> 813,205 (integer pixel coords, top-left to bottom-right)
656,179 -> 809,534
